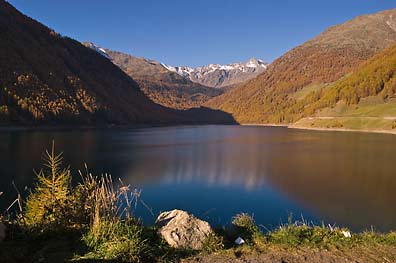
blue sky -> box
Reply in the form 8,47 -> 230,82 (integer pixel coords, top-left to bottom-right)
7,0 -> 396,67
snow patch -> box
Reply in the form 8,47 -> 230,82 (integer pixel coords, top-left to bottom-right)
165,58 -> 269,80
386,14 -> 396,32
84,42 -> 111,60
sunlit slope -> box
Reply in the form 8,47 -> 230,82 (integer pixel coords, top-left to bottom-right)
102,48 -> 223,110
207,9 -> 396,124
291,45 -> 396,132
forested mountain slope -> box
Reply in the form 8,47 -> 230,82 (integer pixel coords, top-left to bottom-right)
291,45 -> 396,132
207,9 -> 396,124
0,1 -> 235,125
100,47 -> 222,110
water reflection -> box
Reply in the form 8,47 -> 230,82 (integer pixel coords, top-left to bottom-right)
265,131 -> 396,231
0,126 -> 395,231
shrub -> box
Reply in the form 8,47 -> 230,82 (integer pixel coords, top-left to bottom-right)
231,213 -> 261,243
20,143 -> 148,261
202,233 -> 224,253
24,143 -> 72,229
77,165 -> 147,262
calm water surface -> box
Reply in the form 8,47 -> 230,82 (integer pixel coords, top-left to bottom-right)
0,125 -> 395,231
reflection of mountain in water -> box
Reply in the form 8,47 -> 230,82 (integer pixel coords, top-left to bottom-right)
121,134 -> 275,190
120,128 -> 396,231
1,126 -> 396,231
264,132 -> 396,232
122,128 -> 396,231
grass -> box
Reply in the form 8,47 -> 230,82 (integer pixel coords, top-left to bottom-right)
1,144 -> 396,262
293,116 -> 396,132
81,219 -> 146,262
292,96 -> 396,132
316,97 -> 396,118
269,224 -> 355,248
291,83 -> 328,101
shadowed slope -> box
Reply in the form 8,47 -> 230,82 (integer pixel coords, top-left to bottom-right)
0,0 -> 177,125
101,48 -> 223,110
0,1 -> 236,125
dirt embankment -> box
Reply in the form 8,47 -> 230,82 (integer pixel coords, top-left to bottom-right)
182,245 -> 396,263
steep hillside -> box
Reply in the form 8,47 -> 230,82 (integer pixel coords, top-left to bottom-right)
84,43 -> 223,110
164,58 -> 268,89
290,45 -> 396,132
0,0 -> 176,125
0,1 -> 235,125
207,9 -> 396,124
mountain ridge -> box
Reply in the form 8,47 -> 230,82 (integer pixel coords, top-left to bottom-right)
83,42 -> 224,110
0,0 -> 235,125
84,42 -> 268,109
206,8 -> 396,124
163,58 -> 268,89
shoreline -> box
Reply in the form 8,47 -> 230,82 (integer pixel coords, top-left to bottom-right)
240,123 -> 288,127
288,125 -> 396,135
0,123 -> 217,132
1,123 -> 396,136
241,122 -> 396,135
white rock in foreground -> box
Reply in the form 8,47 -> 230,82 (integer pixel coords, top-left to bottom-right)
342,230 -> 352,238
235,236 -> 245,245
156,209 -> 212,250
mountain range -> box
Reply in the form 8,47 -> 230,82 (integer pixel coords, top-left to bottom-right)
163,58 -> 268,89
0,0 -> 235,125
1,0 -> 396,132
206,9 -> 396,130
83,43 -> 222,110
84,43 -> 267,109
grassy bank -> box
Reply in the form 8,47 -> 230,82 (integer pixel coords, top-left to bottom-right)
290,117 -> 396,135
289,98 -> 396,135
1,145 -> 395,263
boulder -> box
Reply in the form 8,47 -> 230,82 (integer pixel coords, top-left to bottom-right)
156,209 -> 212,250
0,222 -> 6,242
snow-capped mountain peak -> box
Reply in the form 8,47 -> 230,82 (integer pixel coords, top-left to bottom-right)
164,58 -> 268,77
83,41 -> 268,89
245,58 -> 266,68
162,58 -> 269,88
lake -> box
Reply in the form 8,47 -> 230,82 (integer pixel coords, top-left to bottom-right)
0,125 -> 395,232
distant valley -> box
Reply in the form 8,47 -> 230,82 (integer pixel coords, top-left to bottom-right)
84,42 -> 267,109
2,2 -> 396,262
0,0 -> 235,125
